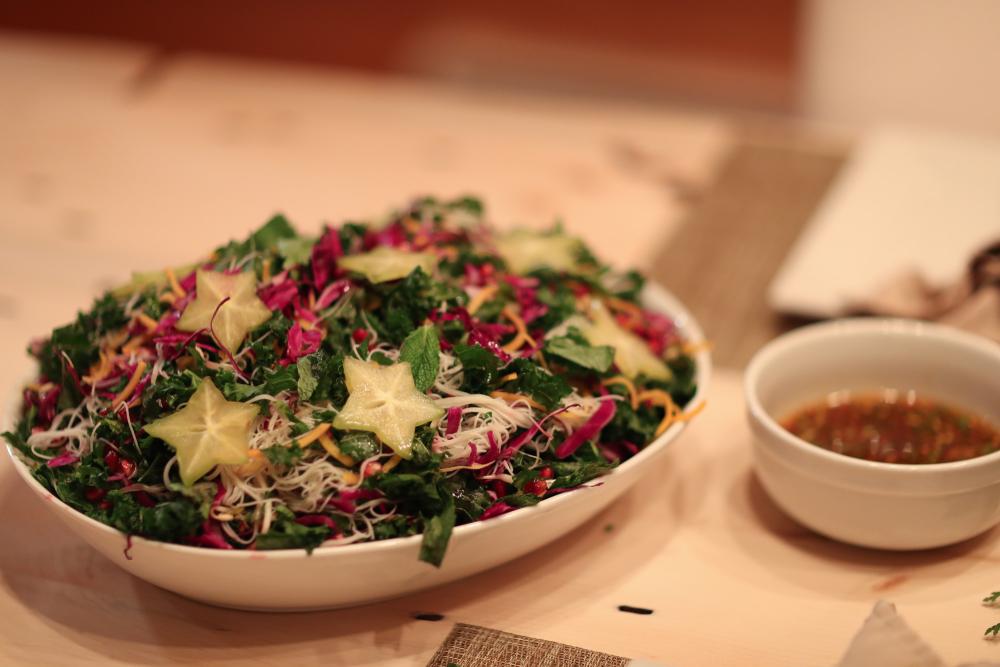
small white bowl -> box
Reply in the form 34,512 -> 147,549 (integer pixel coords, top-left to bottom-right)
745,318 -> 1000,550
4,282 -> 710,611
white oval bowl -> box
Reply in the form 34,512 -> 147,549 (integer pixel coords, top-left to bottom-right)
745,318 -> 1000,551
4,282 -> 710,611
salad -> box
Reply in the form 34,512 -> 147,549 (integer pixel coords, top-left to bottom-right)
4,196 -> 700,566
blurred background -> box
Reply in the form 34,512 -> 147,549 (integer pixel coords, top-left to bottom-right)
0,0 -> 998,370
5,0 -> 1000,132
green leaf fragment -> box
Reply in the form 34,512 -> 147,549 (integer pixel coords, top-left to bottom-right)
419,496 -> 455,568
296,356 -> 318,401
506,359 -> 572,410
399,324 -> 441,392
545,335 -> 615,372
276,236 -> 317,266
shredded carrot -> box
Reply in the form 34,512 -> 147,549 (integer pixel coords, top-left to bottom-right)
122,335 -> 147,354
501,305 -> 536,353
604,295 -> 642,328
681,339 -> 714,356
499,372 -> 518,383
440,246 -> 459,261
636,388 -> 673,406
678,400 -> 707,422
402,217 -> 421,234
84,351 -> 113,384
491,390 -> 545,411
105,329 -> 130,350
261,258 -> 271,283
296,422 -> 331,447
136,312 -> 159,332
165,266 -> 186,298
654,405 -> 678,436
636,389 -> 704,436
111,360 -> 147,407
234,449 -> 266,477
341,471 -> 361,485
382,454 -> 402,474
176,355 -> 195,371
318,433 -> 355,467
534,350 -> 551,372
602,375 -> 639,410
160,292 -> 177,305
467,284 -> 498,315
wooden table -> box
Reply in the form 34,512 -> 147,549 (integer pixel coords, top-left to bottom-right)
1,31 -> 998,666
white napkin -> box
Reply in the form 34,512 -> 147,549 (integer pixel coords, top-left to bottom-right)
836,600 -> 1000,667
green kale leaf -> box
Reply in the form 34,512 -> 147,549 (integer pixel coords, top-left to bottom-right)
453,343 -> 501,393
419,495 -> 455,568
505,358 -> 572,410
256,506 -> 331,554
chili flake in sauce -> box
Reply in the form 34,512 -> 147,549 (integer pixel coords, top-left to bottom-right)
781,392 -> 1000,464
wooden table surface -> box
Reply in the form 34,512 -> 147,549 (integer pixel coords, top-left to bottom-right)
1,31 -> 998,666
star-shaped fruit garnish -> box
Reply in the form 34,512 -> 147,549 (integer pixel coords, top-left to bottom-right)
338,247 -> 437,283
144,378 -> 259,486
332,357 -> 443,459
176,269 -> 272,352
579,302 -> 671,380
494,229 -> 583,274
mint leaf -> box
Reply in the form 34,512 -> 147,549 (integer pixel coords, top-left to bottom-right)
545,336 -> 614,372
296,356 -> 318,401
399,324 -> 440,392
276,236 -> 317,266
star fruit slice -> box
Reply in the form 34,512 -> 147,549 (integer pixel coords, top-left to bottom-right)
338,247 -> 437,284
332,357 -> 444,459
494,229 -> 582,274
176,269 -> 272,352
578,302 -> 671,381
144,378 -> 259,486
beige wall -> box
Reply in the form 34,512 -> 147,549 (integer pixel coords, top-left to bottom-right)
802,0 -> 1000,135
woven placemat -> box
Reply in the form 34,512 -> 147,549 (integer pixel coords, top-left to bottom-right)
426,623 -> 630,667
649,141 -> 846,368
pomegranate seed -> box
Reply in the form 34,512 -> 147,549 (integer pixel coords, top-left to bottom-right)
481,263 -> 495,277
104,449 -> 120,471
524,480 -> 548,497
84,487 -> 107,503
118,459 -> 137,478
363,462 -> 382,477
539,467 -> 554,480
98,500 -> 112,511
352,328 -> 369,343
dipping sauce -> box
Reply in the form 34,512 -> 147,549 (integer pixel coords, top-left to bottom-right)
781,391 -> 1000,464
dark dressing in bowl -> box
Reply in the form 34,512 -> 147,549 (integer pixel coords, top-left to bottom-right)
781,391 -> 1000,464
